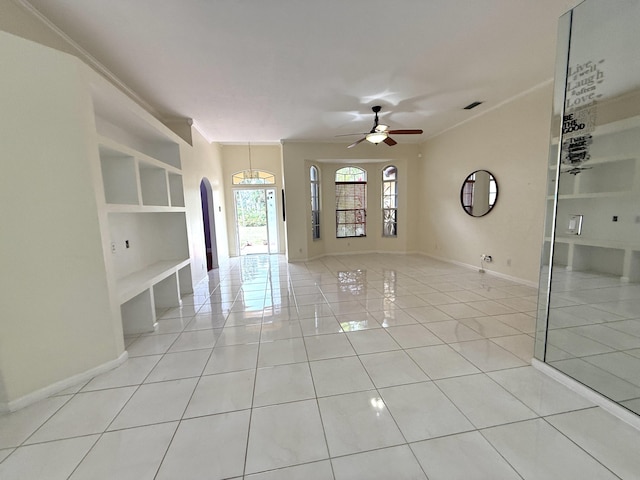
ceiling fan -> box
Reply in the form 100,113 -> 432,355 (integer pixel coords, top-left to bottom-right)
338,106 -> 423,148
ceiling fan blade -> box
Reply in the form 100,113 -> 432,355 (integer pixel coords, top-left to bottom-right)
335,132 -> 368,137
387,129 -> 423,135
383,136 -> 397,146
347,137 -> 367,148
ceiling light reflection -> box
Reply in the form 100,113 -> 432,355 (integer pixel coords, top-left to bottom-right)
370,397 -> 385,417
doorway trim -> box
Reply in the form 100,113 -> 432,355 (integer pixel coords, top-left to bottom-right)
233,187 -> 278,256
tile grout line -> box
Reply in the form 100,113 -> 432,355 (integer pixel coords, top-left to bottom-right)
240,272 -> 268,479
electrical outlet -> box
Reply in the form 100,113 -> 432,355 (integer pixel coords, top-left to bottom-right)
111,242 -> 116,254
125,240 -> 130,248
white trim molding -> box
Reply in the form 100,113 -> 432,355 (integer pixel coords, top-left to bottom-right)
419,253 -> 539,288
532,358 -> 640,431
0,351 -> 128,414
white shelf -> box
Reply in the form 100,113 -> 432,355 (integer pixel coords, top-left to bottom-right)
550,115 -> 640,146
92,83 -> 182,169
550,236 -> 640,250
117,259 -> 190,304
98,136 -> 185,209
545,236 -> 640,280
105,204 -> 186,213
97,136 -> 181,172
547,191 -> 634,200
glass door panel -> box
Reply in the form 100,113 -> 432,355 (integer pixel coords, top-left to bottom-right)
234,189 -> 269,255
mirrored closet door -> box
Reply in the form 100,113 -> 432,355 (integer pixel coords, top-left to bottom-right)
537,0 -> 640,415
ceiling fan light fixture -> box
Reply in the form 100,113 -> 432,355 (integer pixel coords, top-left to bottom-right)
366,131 -> 388,144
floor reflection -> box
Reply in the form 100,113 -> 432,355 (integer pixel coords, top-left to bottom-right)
546,270 -> 640,414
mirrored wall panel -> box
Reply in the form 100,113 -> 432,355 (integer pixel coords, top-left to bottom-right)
537,0 -> 640,415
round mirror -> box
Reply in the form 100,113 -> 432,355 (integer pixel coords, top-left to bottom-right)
460,170 -> 498,217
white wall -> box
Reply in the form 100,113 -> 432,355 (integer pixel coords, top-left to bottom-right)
0,32 -> 122,404
181,132 -> 229,284
418,84 -> 554,284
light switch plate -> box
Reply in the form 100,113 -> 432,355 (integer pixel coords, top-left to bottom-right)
567,214 -> 583,235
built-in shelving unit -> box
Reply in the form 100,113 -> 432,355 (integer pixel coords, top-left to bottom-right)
545,116 -> 640,282
91,76 -> 193,336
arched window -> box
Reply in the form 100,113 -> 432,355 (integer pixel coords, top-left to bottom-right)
310,166 -> 320,239
231,170 -> 276,185
335,166 -> 367,238
382,165 -> 398,237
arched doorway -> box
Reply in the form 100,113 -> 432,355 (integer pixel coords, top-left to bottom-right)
200,178 -> 219,270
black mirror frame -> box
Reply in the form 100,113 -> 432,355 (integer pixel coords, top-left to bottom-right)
460,169 -> 498,218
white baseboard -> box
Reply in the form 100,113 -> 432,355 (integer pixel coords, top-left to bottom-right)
419,252 -> 538,288
0,351 -> 128,414
532,358 -> 640,431
289,251 -> 538,288
290,250 -> 429,263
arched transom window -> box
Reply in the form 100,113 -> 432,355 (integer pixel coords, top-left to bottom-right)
232,170 -> 276,185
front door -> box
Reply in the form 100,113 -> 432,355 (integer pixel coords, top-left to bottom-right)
234,188 -> 278,255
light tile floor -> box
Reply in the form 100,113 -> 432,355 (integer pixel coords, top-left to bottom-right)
1,254 -> 640,479
544,270 -> 640,414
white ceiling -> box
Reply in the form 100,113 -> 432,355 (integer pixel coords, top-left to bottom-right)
25,0 -> 581,144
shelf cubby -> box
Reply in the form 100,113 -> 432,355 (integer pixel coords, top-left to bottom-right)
168,173 -> 185,207
99,146 -> 139,205
572,244 -> 626,276
556,174 -> 576,196
109,212 -> 189,280
120,289 -> 156,335
575,159 -> 635,195
627,251 -> 640,282
153,273 -> 181,311
178,264 -> 194,296
139,162 -> 169,206
551,241 -> 570,268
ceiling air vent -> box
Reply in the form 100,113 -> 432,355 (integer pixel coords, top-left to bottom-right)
463,101 -> 483,110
